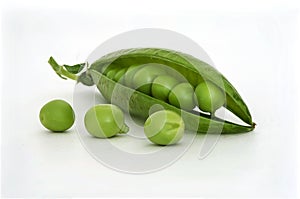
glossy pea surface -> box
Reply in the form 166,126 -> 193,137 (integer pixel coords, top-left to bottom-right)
39,99 -> 75,132
113,68 -> 127,83
84,104 -> 129,138
132,65 -> 166,94
152,75 -> 179,101
168,83 -> 195,110
144,110 -> 184,145
106,68 -> 118,79
123,64 -> 141,87
195,81 -> 225,114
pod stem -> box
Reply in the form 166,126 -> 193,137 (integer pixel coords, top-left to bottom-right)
119,124 -> 129,134
48,56 -> 84,81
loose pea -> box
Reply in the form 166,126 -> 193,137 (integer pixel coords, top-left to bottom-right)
132,65 -> 166,94
152,75 -> 179,101
168,83 -> 195,110
39,99 -> 75,132
144,110 -> 184,146
84,104 -> 129,138
195,81 -> 225,114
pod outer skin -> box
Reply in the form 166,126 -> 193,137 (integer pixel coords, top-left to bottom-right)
85,48 -> 255,133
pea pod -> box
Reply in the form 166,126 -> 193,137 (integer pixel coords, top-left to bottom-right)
48,48 -> 255,133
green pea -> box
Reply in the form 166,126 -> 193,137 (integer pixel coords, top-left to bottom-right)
144,110 -> 184,145
101,63 -> 117,75
195,81 -> 225,114
113,68 -> 127,83
152,75 -> 179,101
39,99 -> 75,132
106,68 -> 118,79
132,64 -> 166,94
123,64 -> 142,87
84,104 -> 129,138
168,83 -> 195,110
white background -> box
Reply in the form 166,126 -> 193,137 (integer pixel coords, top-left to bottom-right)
1,0 -> 300,197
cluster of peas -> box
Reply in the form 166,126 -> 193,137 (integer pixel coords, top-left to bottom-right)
39,100 -> 184,145
102,63 -> 226,115
39,63 -> 226,146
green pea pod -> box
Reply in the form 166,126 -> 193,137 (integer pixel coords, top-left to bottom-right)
49,48 -> 255,133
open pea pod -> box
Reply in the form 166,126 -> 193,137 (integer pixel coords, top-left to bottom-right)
49,48 -> 255,133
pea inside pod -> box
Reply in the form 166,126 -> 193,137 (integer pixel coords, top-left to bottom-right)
106,68 -> 118,79
132,64 -> 166,95
168,83 -> 196,111
113,68 -> 127,83
123,64 -> 142,87
195,81 -> 225,114
152,75 -> 179,101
